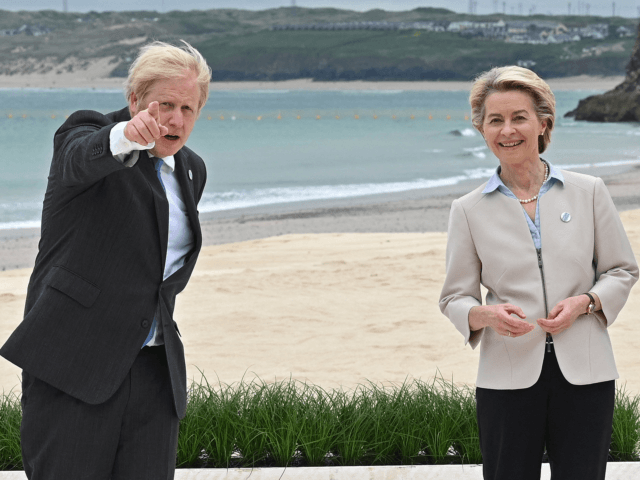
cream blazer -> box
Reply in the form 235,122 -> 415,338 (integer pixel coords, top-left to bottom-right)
439,170 -> 638,390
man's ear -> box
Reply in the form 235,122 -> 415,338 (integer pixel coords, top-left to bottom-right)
129,92 -> 139,117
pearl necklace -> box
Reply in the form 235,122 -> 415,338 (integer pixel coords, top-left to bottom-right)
517,161 -> 549,204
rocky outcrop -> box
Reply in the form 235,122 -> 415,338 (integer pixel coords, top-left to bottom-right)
565,22 -> 640,122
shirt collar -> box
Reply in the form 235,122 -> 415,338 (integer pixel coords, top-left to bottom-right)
148,152 -> 176,172
482,159 -> 564,194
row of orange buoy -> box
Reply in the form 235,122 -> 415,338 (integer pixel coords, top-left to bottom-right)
4,114 -> 69,119
5,113 -> 471,121
206,114 -> 470,121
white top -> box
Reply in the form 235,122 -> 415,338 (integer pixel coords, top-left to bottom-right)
110,121 -> 194,346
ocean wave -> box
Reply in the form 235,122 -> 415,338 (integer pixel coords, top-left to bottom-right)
449,128 -> 477,137
199,169 -> 496,213
0,87 -> 121,94
462,145 -> 487,159
236,90 -> 291,94
463,146 -> 487,152
0,201 -> 43,211
555,158 -> 640,170
0,220 -> 41,230
340,90 -> 404,95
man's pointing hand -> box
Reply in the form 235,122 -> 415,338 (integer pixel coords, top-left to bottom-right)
124,101 -> 169,146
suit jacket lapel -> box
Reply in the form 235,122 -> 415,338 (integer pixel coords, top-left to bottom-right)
173,149 -> 202,263
138,150 -> 169,272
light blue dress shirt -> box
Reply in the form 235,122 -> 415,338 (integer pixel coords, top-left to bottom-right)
110,122 -> 194,347
482,160 -> 565,249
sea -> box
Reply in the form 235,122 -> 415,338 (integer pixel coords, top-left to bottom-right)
1,87 -> 639,230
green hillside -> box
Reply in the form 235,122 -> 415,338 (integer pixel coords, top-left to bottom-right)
0,7 -> 637,81
192,29 -> 634,81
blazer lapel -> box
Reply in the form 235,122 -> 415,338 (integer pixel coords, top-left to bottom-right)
173,149 -> 202,263
138,150 -> 169,272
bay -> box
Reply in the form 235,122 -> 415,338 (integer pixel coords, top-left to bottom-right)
0,88 -> 638,229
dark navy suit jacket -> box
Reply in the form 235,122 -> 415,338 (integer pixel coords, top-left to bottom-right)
0,107 -> 206,419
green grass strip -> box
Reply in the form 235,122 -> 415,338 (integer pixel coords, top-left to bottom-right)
0,390 -> 22,471
1,377 -> 639,470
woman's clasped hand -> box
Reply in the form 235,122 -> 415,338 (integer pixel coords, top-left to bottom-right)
470,294 -> 596,337
469,303 -> 533,337
536,295 -> 596,335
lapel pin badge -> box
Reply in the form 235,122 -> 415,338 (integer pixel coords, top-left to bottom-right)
561,212 -> 571,223
188,170 -> 193,180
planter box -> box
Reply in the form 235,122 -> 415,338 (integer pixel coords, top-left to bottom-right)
2,463 -> 639,479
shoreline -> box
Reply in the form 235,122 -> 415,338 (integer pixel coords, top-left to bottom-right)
1,162 -> 640,271
1,166 -> 639,396
0,75 -> 625,92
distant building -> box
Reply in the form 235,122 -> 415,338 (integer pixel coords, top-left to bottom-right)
269,18 -> 623,46
517,60 -> 537,68
271,21 -> 446,31
546,33 -> 580,43
616,26 -> 633,37
505,21 -> 569,44
574,23 -> 609,39
1,24 -> 52,36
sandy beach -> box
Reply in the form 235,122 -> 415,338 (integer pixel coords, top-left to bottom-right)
1,162 -> 639,397
0,71 -> 637,397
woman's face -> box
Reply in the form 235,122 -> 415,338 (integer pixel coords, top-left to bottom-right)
481,90 -> 546,167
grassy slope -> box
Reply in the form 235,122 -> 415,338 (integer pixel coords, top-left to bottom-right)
0,8 -> 637,80
193,30 -> 635,80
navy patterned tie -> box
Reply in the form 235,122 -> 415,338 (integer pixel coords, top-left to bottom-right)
142,158 -> 165,347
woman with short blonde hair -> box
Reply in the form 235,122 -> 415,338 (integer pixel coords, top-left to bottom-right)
469,66 -> 555,153
440,66 -> 638,479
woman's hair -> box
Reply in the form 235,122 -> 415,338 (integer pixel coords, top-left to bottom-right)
469,66 -> 555,153
125,40 -> 212,114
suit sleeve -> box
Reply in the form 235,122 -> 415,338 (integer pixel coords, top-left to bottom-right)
589,177 -> 639,327
439,198 -> 484,349
53,110 -> 128,188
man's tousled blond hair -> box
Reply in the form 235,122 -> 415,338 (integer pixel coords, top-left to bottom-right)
125,40 -> 211,114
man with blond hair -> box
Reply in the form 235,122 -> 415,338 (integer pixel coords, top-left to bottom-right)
1,40 -> 211,479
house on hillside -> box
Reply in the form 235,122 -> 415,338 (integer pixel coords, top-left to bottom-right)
572,23 -> 609,39
616,25 -> 634,37
272,21 -> 435,31
1,24 -> 52,36
448,20 -> 506,39
546,33 -> 581,43
506,20 -> 566,44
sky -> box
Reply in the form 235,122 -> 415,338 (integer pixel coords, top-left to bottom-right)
2,0 -> 640,18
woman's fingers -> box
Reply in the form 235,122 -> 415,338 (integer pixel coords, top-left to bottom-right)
502,303 -> 527,319
496,304 -> 533,337
502,322 -> 534,337
472,304 -> 534,337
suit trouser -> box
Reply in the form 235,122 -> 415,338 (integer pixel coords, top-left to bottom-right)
476,343 -> 615,480
20,345 -> 179,480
